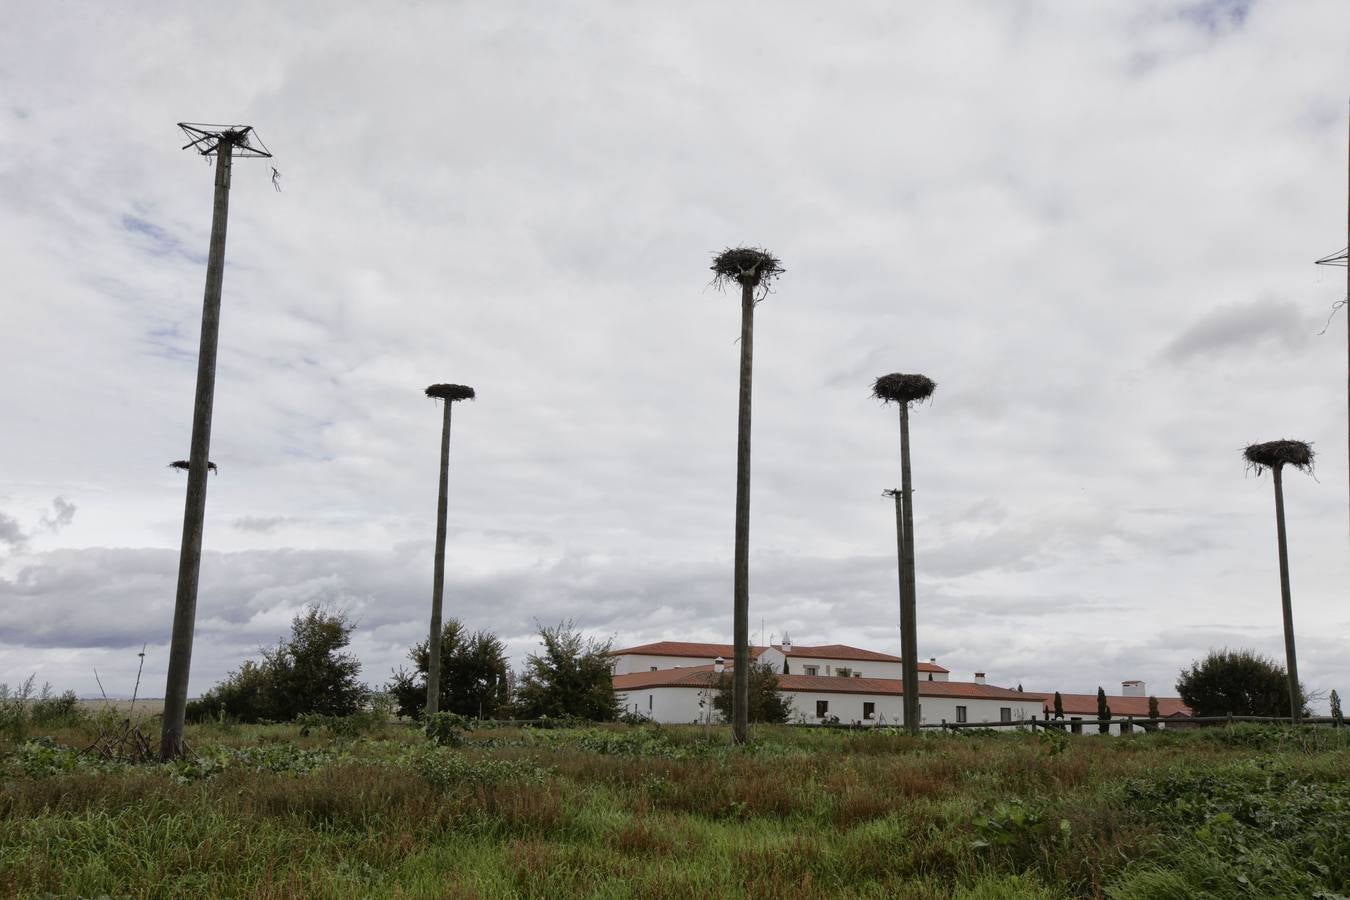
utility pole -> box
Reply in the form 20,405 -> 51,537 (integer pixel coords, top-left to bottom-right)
874,373 -> 936,736
160,124 -> 271,761
423,383 -> 475,718
709,247 -> 784,746
1313,104 -> 1348,537
1243,439 -> 1315,725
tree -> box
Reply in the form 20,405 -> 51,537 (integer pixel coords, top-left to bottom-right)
1052,691 -> 1064,719
1096,687 -> 1112,734
1176,648 -> 1307,718
514,621 -> 620,721
188,606 -> 365,723
388,619 -> 509,720
710,247 -> 784,745
713,660 -> 791,724
1331,689 -> 1343,726
1143,695 -> 1161,733
1243,440 -> 1314,724
874,373 -> 937,736
423,383 -> 476,717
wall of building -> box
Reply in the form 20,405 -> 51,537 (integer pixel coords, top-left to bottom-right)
785,690 -> 1040,727
618,685 -> 1040,727
782,657 -> 949,681
617,686 -> 710,723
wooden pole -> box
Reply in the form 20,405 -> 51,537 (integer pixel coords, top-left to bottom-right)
426,399 -> 454,717
160,138 -> 234,761
1271,466 -> 1302,724
898,404 -> 920,735
732,279 -> 755,745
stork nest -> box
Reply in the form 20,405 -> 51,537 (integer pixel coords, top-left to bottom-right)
872,373 -> 936,405
169,460 -> 217,474
425,384 -> 476,402
1243,440 -> 1314,474
710,247 -> 784,291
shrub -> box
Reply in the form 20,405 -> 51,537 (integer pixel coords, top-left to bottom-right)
188,606 -> 367,723
713,661 -> 792,724
423,711 -> 472,746
1176,648 -> 1307,718
513,621 -> 620,722
387,620 -> 510,720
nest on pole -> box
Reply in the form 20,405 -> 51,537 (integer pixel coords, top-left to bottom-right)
872,373 -> 937,406
169,460 -> 217,474
425,384 -> 476,403
1243,440 -> 1314,475
710,247 -> 785,295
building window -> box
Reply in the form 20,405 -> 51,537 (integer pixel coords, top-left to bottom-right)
816,700 -> 829,718
804,666 -> 819,676
863,702 -> 875,720
836,667 -> 852,678
927,673 -> 933,681
956,706 -> 967,723
650,666 -> 659,672
1000,707 -> 1012,723
647,695 -> 652,711
1070,717 -> 1082,735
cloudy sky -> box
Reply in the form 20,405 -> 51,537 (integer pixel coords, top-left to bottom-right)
2,1 -> 1347,708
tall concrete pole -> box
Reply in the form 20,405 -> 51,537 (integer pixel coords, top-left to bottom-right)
1271,466 -> 1302,723
426,399 -> 453,717
898,404 -> 920,735
732,278 -> 754,745
160,138 -> 234,760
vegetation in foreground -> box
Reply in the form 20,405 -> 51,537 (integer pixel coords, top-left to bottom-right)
3,715 -> 1349,899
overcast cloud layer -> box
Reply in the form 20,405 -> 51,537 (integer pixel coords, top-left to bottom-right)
2,1 -> 1347,708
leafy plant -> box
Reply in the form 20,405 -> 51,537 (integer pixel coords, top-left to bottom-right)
513,621 -> 620,721
423,711 -> 472,746
187,606 -> 368,723
1176,648 -> 1308,718
713,660 -> 792,724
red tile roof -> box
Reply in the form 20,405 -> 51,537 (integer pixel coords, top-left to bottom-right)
609,641 -> 947,672
613,667 -> 1028,701
608,641 -> 768,661
1023,692 -> 1191,718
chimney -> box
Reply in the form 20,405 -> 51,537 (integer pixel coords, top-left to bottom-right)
974,672 -> 986,684
713,656 -> 725,674
929,657 -> 936,664
782,634 -> 792,653
1121,680 -> 1145,697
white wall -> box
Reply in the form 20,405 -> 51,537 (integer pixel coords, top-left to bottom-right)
612,648 -> 786,676
618,685 -> 1040,727
781,657 -> 949,681
786,690 -> 1040,727
617,686 -> 709,724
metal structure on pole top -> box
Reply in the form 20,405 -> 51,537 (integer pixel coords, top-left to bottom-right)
1315,247 -> 1348,267
177,123 -> 273,158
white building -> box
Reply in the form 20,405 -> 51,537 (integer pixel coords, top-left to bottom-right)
608,640 -> 950,681
610,640 -> 1037,727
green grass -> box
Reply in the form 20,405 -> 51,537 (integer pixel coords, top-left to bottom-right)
3,720 -> 1349,898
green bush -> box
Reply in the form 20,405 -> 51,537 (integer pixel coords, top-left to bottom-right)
188,606 -> 368,723
423,711 -> 472,746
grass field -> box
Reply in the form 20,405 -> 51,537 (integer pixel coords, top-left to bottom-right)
2,716 -> 1348,898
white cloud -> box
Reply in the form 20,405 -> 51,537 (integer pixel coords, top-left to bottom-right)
1,0 -> 1347,707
